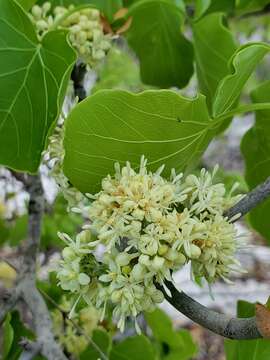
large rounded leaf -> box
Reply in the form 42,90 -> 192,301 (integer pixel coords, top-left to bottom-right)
63,89 -> 213,193
193,13 -> 237,110
126,0 -> 194,88
241,80 -> 270,243
0,0 -> 76,173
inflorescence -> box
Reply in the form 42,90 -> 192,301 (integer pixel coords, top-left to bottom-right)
29,2 -> 112,66
56,157 -> 244,332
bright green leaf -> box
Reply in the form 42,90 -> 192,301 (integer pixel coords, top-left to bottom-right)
63,89 -> 213,194
0,0 -> 76,173
236,0 -> 270,14
110,335 -> 156,360
241,80 -> 270,243
2,313 -> 14,359
17,0 -> 37,10
213,42 -> 270,116
126,0 -> 194,88
195,0 -> 211,19
80,329 -> 111,360
146,308 -> 197,360
193,13 -> 237,110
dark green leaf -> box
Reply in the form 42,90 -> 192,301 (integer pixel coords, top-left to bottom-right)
193,13 -> 237,110
110,335 -> 156,360
126,0 -> 194,88
241,80 -> 270,243
146,308 -> 197,360
213,42 -> 270,117
80,329 -> 111,360
63,89 -> 213,194
0,0 -> 76,173
195,0 -> 235,19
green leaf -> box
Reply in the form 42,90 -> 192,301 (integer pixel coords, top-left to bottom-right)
0,0 -> 76,173
213,42 -> 270,117
2,311 -> 34,360
110,335 -> 156,360
41,194 -> 83,249
92,46 -> 149,93
241,80 -> 270,243
63,89 -> 213,194
236,0 -> 270,14
145,308 -> 173,343
80,329 -> 111,360
225,300 -> 270,360
193,13 -> 237,110
195,0 -> 235,19
17,0 -> 37,10
2,313 -> 14,359
126,0 -> 194,88
145,308 -> 198,360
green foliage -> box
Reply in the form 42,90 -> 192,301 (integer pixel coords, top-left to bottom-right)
213,42 -> 270,116
17,0 -> 37,10
145,308 -> 198,359
126,0 -> 194,88
2,313 -> 14,359
92,46 -> 150,93
110,335 -> 156,360
2,311 -> 34,360
0,0 -> 76,173
193,13 -> 237,110
236,0 -> 270,14
63,89 -> 213,193
241,80 -> 270,243
41,195 -> 83,249
195,0 -> 235,19
225,301 -> 270,360
80,329 -> 112,360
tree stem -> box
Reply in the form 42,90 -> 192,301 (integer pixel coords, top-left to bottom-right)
162,281 -> 261,340
162,175 -> 270,339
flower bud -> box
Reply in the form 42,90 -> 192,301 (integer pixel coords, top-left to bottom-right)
116,252 -> 131,266
62,247 -> 76,261
32,5 -> 42,19
190,244 -> 201,259
78,273 -> 90,285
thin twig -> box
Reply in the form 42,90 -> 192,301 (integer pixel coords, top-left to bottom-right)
40,288 -> 109,360
225,176 -> 270,220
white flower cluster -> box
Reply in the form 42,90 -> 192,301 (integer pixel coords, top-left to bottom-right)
29,2 -> 111,66
56,157 -> 243,332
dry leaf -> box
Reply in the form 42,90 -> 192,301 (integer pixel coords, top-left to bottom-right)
114,8 -> 129,20
255,303 -> 270,338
